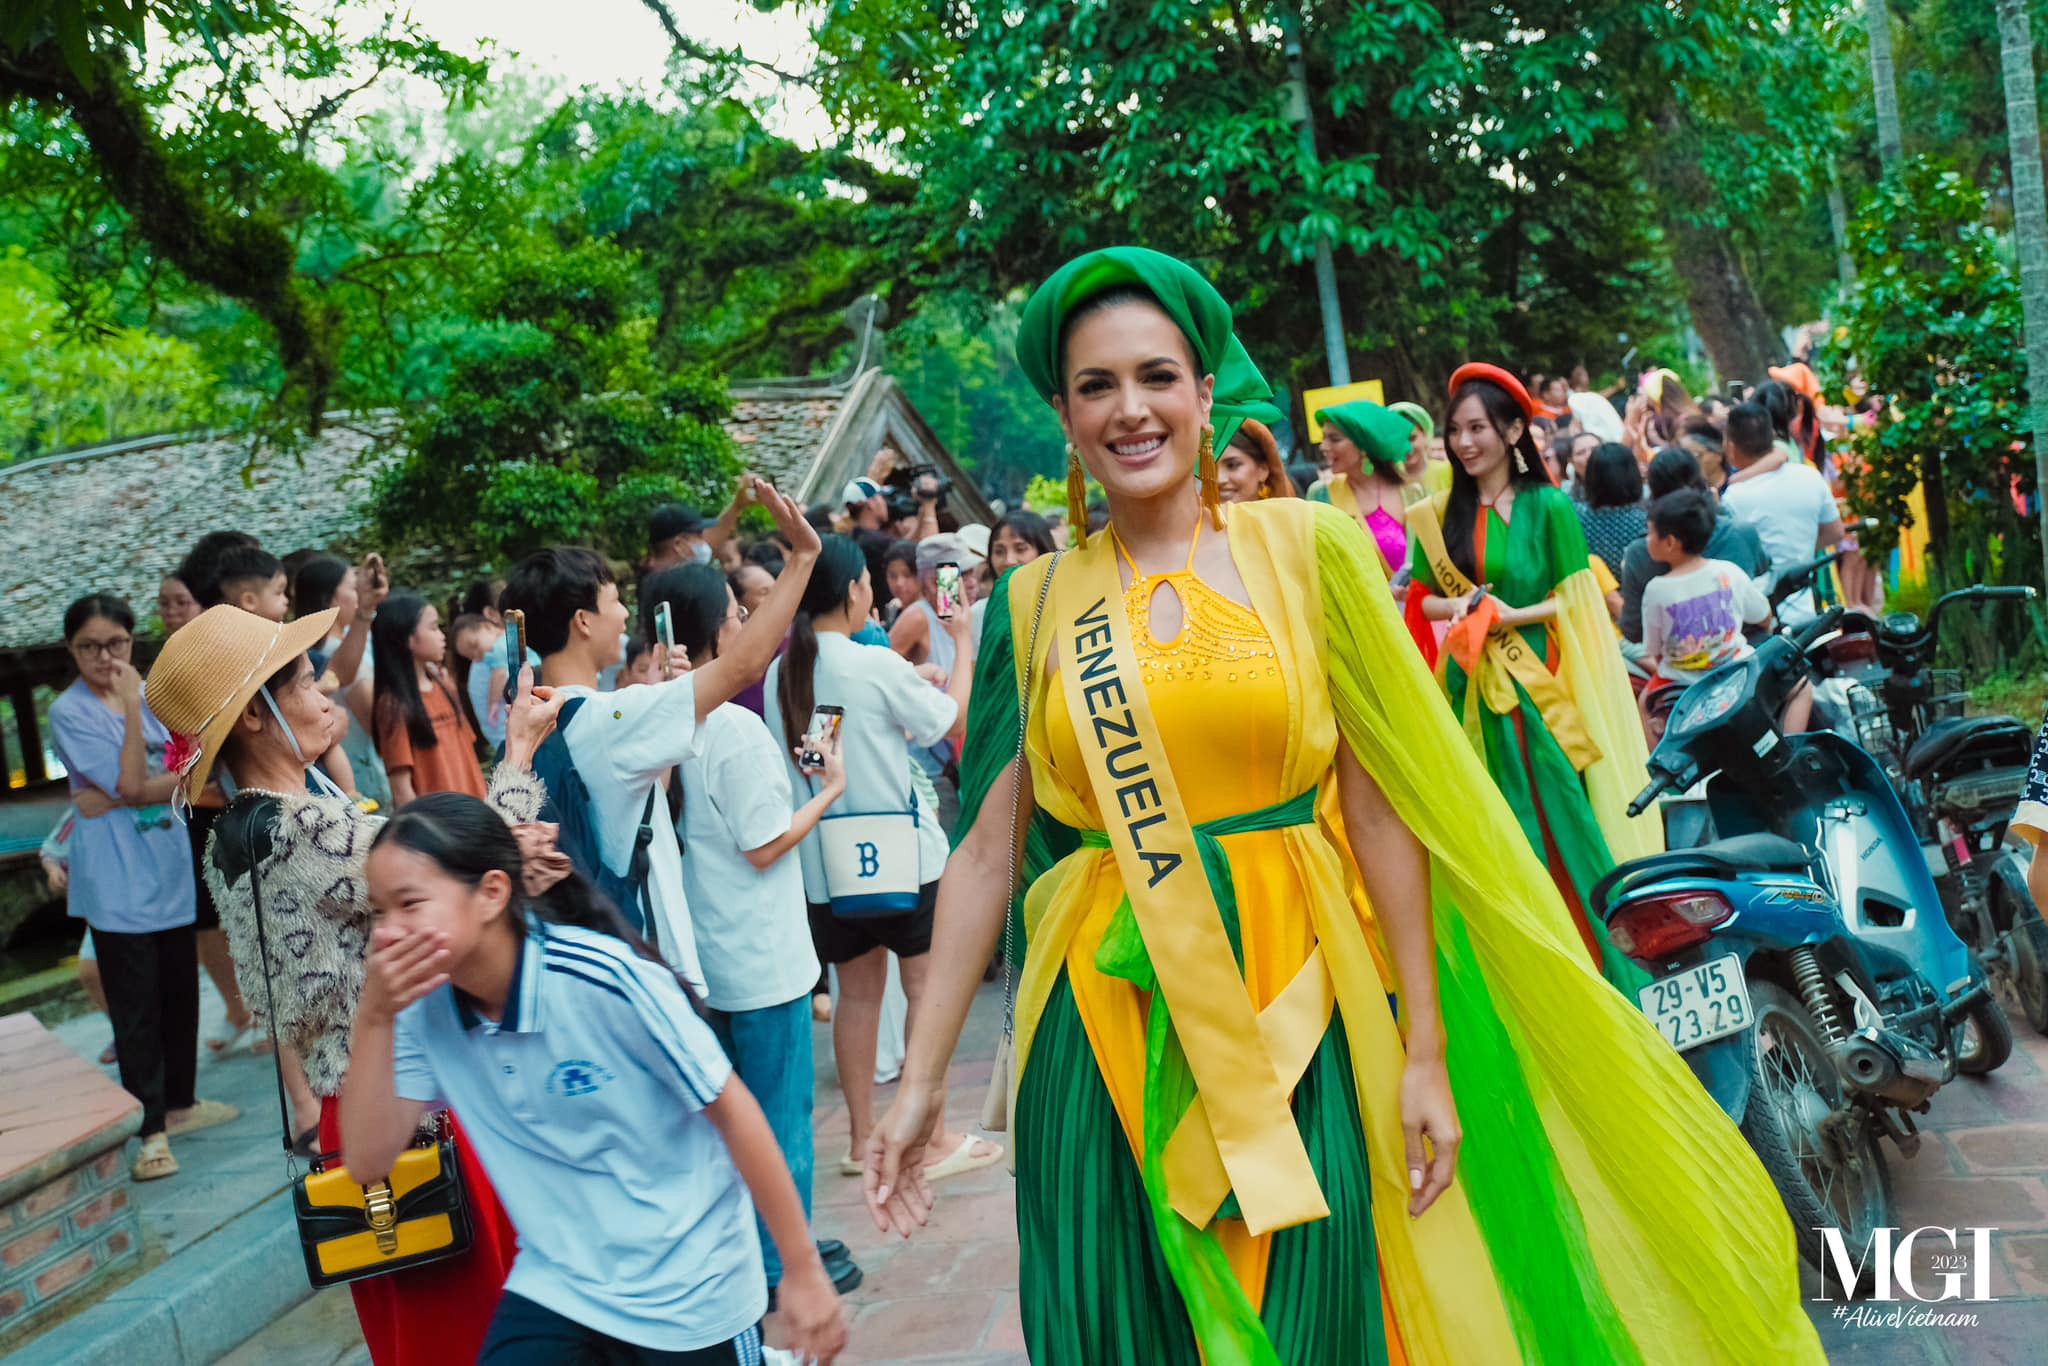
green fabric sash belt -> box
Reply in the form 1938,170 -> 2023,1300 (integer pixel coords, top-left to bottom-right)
1078,786 -> 1319,979
1071,786 -> 1321,1366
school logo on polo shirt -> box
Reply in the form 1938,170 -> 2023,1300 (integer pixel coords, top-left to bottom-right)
547,1059 -> 616,1097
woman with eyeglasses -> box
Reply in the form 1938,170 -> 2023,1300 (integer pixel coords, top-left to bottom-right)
49,593 -> 237,1181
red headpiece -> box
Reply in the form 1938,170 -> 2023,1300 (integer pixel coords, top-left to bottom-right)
1447,363 -> 1536,420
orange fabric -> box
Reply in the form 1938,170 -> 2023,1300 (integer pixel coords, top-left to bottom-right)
1442,596 -> 1499,675
377,676 -> 486,799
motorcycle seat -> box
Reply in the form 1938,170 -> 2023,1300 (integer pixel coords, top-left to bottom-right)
1592,834 -> 1813,919
1903,715 -> 2032,781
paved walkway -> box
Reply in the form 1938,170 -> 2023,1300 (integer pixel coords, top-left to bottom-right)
45,968 -> 2048,1364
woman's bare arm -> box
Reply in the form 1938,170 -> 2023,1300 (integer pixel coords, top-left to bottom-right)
1334,737 -> 1459,1215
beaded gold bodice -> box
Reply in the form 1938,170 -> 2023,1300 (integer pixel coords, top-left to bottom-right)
1041,524 -> 1290,827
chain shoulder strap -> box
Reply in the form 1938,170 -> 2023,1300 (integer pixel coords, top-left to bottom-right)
998,551 -> 1062,1041
243,830 -> 303,1165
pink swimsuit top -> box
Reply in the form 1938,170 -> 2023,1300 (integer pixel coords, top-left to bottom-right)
1364,505 -> 1407,572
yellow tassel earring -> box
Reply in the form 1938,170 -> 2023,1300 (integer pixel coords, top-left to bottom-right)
1197,423 -> 1223,529
1066,442 -> 1089,549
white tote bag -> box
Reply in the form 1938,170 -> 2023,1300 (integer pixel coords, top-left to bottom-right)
818,800 -> 922,918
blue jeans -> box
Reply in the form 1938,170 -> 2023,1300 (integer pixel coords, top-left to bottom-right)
707,994 -> 815,1288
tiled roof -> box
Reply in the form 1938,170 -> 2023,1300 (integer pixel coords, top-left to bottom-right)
723,387 -> 847,492
0,372 -> 974,654
0,423 -> 389,651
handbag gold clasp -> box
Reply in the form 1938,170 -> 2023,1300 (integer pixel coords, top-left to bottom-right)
363,1181 -> 398,1254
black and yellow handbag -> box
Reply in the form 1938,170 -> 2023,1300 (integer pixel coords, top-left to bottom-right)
290,1116 -> 472,1286
247,848 -> 474,1288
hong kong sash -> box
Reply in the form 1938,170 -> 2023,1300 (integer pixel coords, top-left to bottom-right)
1408,494 -> 1600,771
1052,544 -> 1328,1239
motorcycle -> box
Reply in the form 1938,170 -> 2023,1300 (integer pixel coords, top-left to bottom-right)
1593,609 -> 2007,1271
1812,585 -> 2046,1041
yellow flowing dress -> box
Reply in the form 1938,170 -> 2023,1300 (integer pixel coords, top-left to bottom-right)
963,498 -> 1822,1365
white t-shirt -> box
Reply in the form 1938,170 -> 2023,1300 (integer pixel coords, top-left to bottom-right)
1720,462 -> 1840,625
678,704 -> 820,1012
555,679 -> 704,990
765,632 -> 959,904
1641,558 -> 1770,683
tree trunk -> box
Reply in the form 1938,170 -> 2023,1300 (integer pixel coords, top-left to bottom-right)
1867,1 -> 1904,171
1827,159 -> 1857,290
1999,0 -> 2048,592
1653,108 -> 1784,384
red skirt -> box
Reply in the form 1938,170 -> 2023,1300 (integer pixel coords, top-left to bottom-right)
317,1096 -> 519,1366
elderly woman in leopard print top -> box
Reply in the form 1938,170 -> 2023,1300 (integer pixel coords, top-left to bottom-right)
148,603 -> 567,1366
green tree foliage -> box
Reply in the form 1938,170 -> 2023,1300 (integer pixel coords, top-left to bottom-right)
786,0 -> 1856,405
1824,160 -> 2034,582
369,240 -> 741,567
890,299 -> 1063,500
0,249 -> 213,459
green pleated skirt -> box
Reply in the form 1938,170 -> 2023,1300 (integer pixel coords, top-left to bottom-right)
1014,971 -> 1387,1363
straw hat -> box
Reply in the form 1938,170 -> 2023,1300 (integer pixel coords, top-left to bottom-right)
146,604 -> 337,799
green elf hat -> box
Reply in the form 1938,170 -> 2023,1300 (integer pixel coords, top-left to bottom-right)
1015,246 -> 1281,453
1388,400 -> 1435,440
1318,400 -> 1414,475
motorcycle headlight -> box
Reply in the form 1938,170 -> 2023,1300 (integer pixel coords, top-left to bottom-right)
1670,668 -> 1749,738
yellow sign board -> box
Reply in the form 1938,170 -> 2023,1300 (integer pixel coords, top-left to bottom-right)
1301,379 -> 1386,442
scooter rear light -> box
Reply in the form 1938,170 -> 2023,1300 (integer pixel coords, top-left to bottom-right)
1606,891 -> 1735,960
1827,633 -> 1878,665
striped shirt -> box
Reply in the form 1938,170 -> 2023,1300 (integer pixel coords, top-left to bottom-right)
393,919 -> 763,1350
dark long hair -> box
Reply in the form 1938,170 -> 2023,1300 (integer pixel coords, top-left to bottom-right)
293,555 -> 349,620
776,534 -> 869,753
1752,379 -> 1824,465
446,613 -> 489,741
1441,379 -> 1550,583
370,792 -> 698,1003
991,509 -> 1059,561
371,594 -> 437,751
641,564 -> 731,666
1583,443 -> 1643,509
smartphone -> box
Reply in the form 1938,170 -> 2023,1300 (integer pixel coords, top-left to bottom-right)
1728,381 -> 1748,403
653,601 -> 675,678
801,704 -> 844,770
502,610 -> 524,708
935,562 -> 962,619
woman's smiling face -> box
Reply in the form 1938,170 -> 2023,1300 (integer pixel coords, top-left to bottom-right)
1053,299 -> 1214,508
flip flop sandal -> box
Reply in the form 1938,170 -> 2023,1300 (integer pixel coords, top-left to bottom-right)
922,1134 -> 1004,1183
165,1099 -> 239,1136
208,1020 -> 259,1054
291,1126 -> 321,1160
132,1136 -> 179,1182
837,1154 -> 864,1178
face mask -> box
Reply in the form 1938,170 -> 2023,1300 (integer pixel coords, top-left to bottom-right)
692,541 -> 713,565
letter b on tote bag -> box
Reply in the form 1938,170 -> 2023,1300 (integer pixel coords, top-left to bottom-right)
819,805 -> 921,917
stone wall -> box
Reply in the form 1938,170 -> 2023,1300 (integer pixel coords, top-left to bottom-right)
0,1142 -> 141,1336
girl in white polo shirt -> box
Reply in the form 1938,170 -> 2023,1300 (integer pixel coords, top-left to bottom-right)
340,793 -> 847,1366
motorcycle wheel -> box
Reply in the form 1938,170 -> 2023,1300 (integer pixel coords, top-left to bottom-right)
1953,995 -> 2015,1076
1741,982 -> 1894,1275
2010,912 -> 2048,1036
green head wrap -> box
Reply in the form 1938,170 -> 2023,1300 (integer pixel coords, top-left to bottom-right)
1318,400 -> 1413,475
1388,400 -> 1434,440
1015,246 -> 1281,453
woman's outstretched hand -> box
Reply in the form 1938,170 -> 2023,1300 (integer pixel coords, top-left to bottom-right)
862,1085 -> 938,1237
1400,1056 -> 1461,1217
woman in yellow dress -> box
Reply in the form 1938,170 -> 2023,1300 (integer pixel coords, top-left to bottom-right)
860,246 -> 1821,1365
